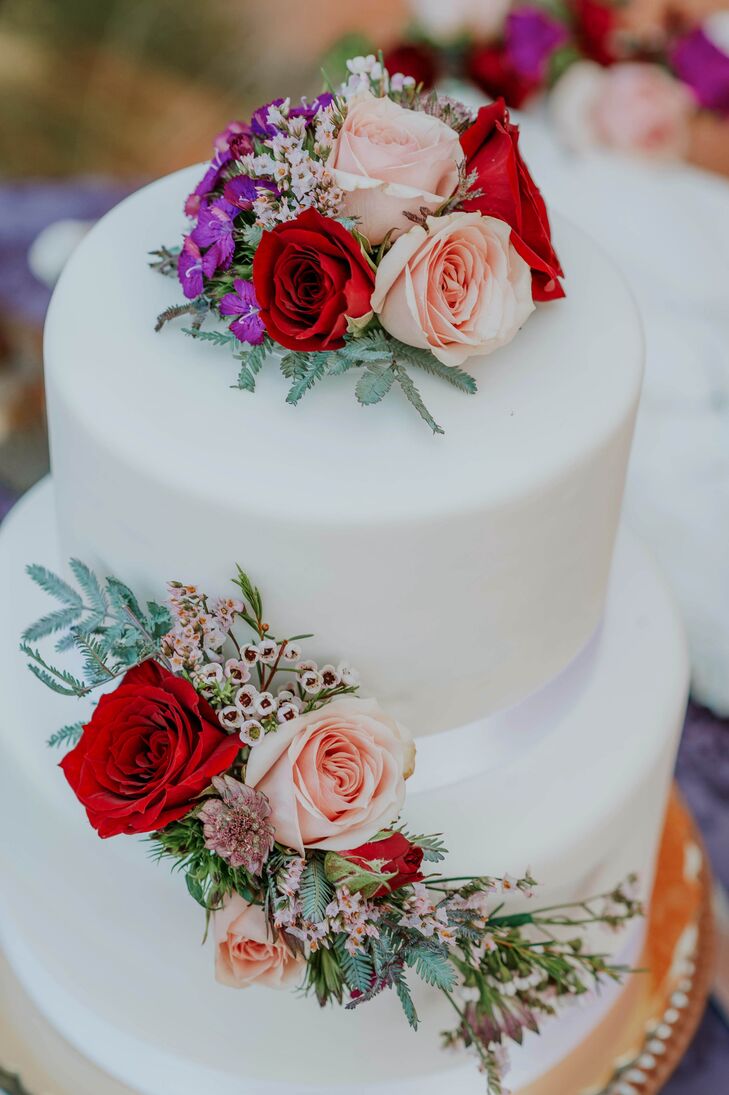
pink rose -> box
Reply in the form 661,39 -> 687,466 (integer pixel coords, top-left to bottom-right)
371,210 -> 534,367
328,94 -> 463,244
214,894 -> 303,989
550,61 -> 692,161
244,697 -> 415,853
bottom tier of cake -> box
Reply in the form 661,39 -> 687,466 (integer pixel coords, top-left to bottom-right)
0,480 -> 689,1095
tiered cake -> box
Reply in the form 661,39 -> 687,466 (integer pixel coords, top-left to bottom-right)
0,159 -> 688,1092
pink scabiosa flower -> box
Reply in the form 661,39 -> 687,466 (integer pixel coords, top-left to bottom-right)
198,774 -> 275,873
219,279 -> 265,345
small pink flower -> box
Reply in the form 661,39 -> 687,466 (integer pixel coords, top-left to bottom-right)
198,774 -> 275,873
214,894 -> 303,989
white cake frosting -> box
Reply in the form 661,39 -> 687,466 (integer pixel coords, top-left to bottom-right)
43,166 -> 643,735
0,482 -> 687,1094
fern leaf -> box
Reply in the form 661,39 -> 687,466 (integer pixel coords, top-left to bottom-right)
26,564 -> 82,608
395,973 -> 419,1030
406,945 -> 457,990
47,722 -> 84,749
355,367 -> 395,406
395,342 -> 478,395
235,338 -> 270,392
393,364 -> 445,435
285,355 -> 329,406
147,601 -> 173,640
69,558 -> 107,615
299,857 -> 334,923
22,605 -> 83,642
182,327 -> 236,347
336,943 -> 375,993
105,577 -> 145,625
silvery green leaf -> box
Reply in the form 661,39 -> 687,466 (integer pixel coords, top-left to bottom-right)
355,367 -> 395,406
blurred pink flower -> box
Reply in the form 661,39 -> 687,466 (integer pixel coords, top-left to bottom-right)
551,61 -> 693,161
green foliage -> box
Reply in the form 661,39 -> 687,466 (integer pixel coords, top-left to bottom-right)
392,362 -> 444,435
22,562 -> 172,710
46,722 -> 84,749
355,366 -> 395,406
334,938 -> 375,993
395,974 -> 419,1030
235,337 -> 273,393
404,942 -> 457,991
299,856 -> 334,922
405,830 -> 447,863
182,328 -> 237,348
150,814 -> 259,912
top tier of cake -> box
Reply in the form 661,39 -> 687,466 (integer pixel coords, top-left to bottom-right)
44,166 -> 643,735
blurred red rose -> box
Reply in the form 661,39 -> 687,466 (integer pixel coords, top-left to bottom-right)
459,99 -> 565,301
384,42 -> 440,89
60,660 -> 241,838
466,43 -> 540,109
343,831 -> 424,897
573,0 -> 619,67
253,208 -> 375,352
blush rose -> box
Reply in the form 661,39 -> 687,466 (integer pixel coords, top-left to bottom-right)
327,93 -> 463,244
60,660 -> 241,838
371,210 -> 534,367
550,62 -> 692,162
244,697 -> 415,853
214,895 -> 303,989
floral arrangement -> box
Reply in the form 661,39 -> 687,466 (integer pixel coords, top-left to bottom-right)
376,2 -> 729,162
152,54 -> 564,434
22,558 -> 642,1092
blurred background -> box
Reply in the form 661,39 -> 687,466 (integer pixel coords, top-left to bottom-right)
0,1 -> 727,1092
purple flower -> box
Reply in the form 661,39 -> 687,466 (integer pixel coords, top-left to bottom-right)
192,198 -> 238,276
177,235 -> 205,299
184,121 -> 253,218
219,279 -> 265,345
672,27 -> 729,116
223,175 -> 280,210
214,119 -> 253,157
251,98 -> 286,137
250,92 -> 335,137
198,775 -> 275,873
506,7 -> 569,82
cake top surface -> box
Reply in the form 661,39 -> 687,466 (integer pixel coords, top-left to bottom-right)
46,165 -> 642,523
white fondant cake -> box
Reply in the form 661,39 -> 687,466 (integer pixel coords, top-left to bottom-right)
44,167 -> 643,734
0,165 -> 688,1094
0,481 -> 686,1094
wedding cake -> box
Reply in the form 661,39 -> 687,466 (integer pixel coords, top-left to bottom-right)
0,59 -> 688,1095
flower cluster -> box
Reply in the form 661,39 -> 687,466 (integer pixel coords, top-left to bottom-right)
154,52 -> 563,433
23,560 -> 641,1095
382,3 -> 729,161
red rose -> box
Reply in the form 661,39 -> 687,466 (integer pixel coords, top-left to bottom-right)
383,43 -> 440,90
466,44 -> 540,110
343,832 -> 424,897
459,100 -> 564,301
60,660 -> 241,838
573,0 -> 619,67
252,208 -> 375,352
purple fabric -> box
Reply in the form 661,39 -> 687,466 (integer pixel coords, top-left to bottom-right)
0,178 -> 132,325
672,27 -> 729,117
664,701 -> 729,1093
